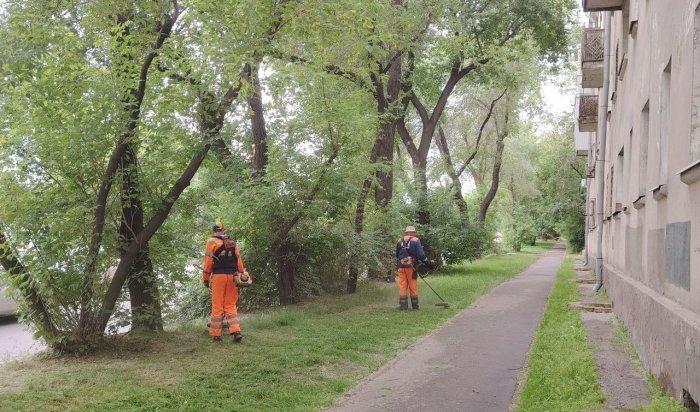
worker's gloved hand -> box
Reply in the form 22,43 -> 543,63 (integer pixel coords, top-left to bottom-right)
203,280 -> 209,289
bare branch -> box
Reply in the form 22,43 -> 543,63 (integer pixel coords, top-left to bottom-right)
456,88 -> 506,176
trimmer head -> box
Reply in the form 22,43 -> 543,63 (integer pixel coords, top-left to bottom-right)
435,302 -> 451,308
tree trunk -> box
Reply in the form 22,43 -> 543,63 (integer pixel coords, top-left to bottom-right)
119,143 -> 163,331
346,142 -> 379,293
435,125 -> 469,220
0,232 -> 58,338
434,88 -> 505,223
373,51 -> 401,207
397,119 -> 433,226
275,240 -> 300,305
97,78 -> 246,333
98,138 -> 213,333
81,8 -> 179,336
478,113 -> 508,223
414,158 -> 430,225
398,61 -> 481,229
248,61 -> 269,179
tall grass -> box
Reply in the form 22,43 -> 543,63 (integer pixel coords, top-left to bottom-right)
0,253 -> 541,411
517,258 -> 691,412
516,258 -> 606,412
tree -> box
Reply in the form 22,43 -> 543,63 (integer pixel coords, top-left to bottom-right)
0,0 -> 265,349
397,0 -> 576,233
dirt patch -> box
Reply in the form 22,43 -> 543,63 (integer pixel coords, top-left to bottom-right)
317,361 -> 372,380
508,363 -> 529,411
0,363 -> 31,393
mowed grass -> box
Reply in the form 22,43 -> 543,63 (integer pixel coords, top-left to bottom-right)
520,239 -> 557,255
516,258 -> 606,412
0,253 -> 542,412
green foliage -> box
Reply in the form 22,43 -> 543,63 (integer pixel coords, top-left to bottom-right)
494,116 -> 585,253
436,222 -> 492,264
0,0 -> 580,348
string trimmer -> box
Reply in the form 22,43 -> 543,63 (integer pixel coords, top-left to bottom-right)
416,268 -> 451,308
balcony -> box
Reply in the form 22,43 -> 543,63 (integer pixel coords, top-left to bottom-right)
578,95 -> 598,133
581,28 -> 604,88
582,0 -> 623,12
574,128 -> 590,156
575,134 -> 589,156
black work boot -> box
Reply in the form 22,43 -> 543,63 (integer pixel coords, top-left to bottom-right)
411,296 -> 419,310
212,336 -> 222,342
231,332 -> 243,343
399,296 -> 408,311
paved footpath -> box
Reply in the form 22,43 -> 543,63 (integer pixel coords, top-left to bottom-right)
328,244 -> 566,412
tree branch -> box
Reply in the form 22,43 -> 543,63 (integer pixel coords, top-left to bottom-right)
478,111 -> 509,222
396,118 -> 419,161
277,145 -> 341,241
268,49 -> 373,93
409,91 -> 430,125
0,232 -> 58,337
456,88 -> 506,176
436,125 -> 469,218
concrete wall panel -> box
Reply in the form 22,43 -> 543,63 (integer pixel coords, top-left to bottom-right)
626,225 -> 644,280
606,264 -> 700,404
646,228 -> 666,290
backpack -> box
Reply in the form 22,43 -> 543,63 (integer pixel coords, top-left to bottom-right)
211,235 -> 238,274
398,237 -> 415,268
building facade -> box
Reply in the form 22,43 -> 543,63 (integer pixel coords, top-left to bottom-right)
579,0 -> 700,407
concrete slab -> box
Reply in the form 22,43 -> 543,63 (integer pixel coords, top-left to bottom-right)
327,245 -> 566,412
580,311 -> 651,409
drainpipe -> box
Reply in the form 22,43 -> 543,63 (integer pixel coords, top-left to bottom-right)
595,11 -> 612,292
584,143 -> 591,266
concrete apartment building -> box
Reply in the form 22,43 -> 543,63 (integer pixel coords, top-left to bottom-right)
577,0 -> 700,407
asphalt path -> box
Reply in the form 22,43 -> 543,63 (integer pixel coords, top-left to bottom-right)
0,317 -> 45,363
328,244 -> 566,412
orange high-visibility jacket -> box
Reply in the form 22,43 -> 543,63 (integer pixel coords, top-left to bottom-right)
203,236 -> 245,282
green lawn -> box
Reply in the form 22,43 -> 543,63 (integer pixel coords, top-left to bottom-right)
520,239 -> 557,255
0,252 -> 542,412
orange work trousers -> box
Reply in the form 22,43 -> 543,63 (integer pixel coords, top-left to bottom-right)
209,273 -> 240,337
397,267 -> 418,298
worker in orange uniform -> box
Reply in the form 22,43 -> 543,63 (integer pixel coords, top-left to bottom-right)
203,220 -> 246,342
396,225 -> 432,310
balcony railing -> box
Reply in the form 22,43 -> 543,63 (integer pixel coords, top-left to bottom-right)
582,29 -> 603,63
581,28 -> 604,88
582,0 -> 623,12
578,95 -> 598,133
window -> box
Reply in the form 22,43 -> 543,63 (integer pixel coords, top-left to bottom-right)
607,166 -> 614,216
659,59 -> 671,183
616,147 -> 625,213
692,5 -> 700,161
639,101 -> 650,195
